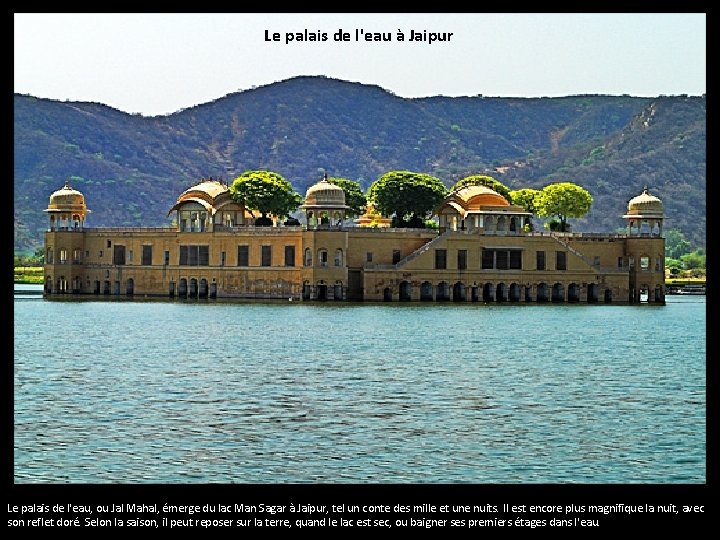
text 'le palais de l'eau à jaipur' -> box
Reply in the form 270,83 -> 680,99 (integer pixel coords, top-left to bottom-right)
264,28 -> 454,45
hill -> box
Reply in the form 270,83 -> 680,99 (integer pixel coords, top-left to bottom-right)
14,76 -> 706,252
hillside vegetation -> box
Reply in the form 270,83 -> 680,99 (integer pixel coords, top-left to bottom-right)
14,76 -> 705,252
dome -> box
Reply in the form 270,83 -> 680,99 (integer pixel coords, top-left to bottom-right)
45,181 -> 87,213
625,187 -> 664,217
452,185 -> 510,209
167,179 -> 235,216
178,179 -> 229,201
300,178 -> 348,210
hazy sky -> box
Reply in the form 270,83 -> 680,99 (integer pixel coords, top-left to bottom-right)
14,12 -> 706,117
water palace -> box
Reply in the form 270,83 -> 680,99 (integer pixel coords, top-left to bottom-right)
42,176 -> 666,304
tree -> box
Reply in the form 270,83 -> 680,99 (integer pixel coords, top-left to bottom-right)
665,229 -> 692,260
367,171 -> 448,228
665,258 -> 682,276
534,182 -> 593,232
229,170 -> 302,226
680,249 -> 705,270
508,188 -> 540,213
509,188 -> 540,232
450,175 -> 512,203
327,177 -> 367,217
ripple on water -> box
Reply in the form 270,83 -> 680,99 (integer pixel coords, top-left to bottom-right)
13,296 -> 706,483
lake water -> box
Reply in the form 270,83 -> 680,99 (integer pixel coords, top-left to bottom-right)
14,286 -> 706,483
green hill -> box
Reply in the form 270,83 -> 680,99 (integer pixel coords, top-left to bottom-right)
14,76 -> 705,252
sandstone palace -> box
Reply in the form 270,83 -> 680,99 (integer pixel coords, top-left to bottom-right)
43,176 -> 666,304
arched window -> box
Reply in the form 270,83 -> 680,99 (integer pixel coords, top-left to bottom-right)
568,283 -> 580,302
537,283 -> 549,302
452,282 -> 465,302
436,282 -> 450,301
304,248 -> 312,267
199,278 -> 208,298
485,216 -> 495,233
400,281 -> 412,301
420,281 -> 433,301
509,283 -> 521,302
495,283 -> 507,302
654,285 -> 663,302
317,249 -> 328,267
524,285 -> 533,302
587,283 -> 598,303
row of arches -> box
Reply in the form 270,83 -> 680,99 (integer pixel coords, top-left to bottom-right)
56,277 -> 222,298
172,278 -> 216,298
306,210 -> 344,227
304,248 -> 343,267
44,277 -> 660,304
302,280 -> 344,301
441,214 -> 528,233
48,213 -> 84,230
626,220 -> 662,236
46,276 -> 299,299
381,280 -> 614,303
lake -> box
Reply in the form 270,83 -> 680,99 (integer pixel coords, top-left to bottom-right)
13,286 -> 706,483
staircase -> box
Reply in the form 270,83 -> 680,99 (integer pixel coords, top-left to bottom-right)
551,234 -> 599,270
395,230 -> 451,269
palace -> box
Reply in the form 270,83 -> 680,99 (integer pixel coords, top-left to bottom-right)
42,176 -> 666,304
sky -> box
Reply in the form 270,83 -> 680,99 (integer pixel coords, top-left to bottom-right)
14,12 -> 706,117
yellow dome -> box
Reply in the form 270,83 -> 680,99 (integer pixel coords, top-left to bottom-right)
46,181 -> 87,212
452,185 -> 510,209
167,179 -> 235,216
625,187 -> 663,217
178,179 -> 229,201
301,178 -> 348,209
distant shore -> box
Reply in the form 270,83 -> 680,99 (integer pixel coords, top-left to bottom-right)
14,266 -> 43,284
